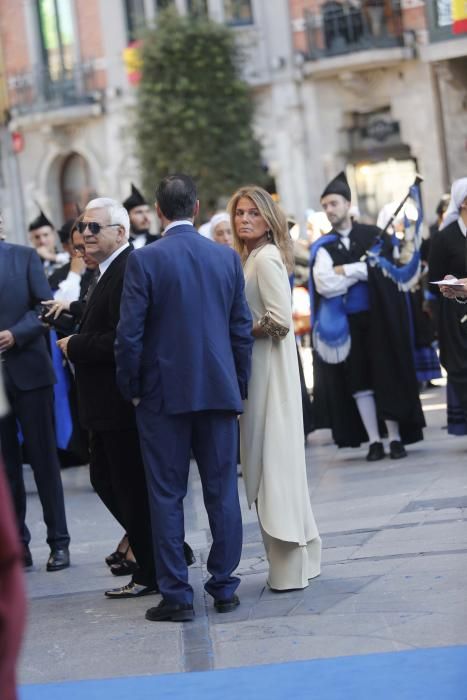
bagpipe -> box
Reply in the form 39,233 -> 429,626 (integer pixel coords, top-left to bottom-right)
363,174 -> 424,291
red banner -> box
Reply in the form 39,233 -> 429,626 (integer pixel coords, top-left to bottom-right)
452,0 -> 467,34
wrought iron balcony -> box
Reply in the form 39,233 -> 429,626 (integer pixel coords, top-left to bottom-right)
7,62 -> 103,117
304,1 -> 404,60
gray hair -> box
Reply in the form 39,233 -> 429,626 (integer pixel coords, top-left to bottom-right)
85,197 -> 130,239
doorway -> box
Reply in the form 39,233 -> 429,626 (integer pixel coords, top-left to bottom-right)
60,152 -> 96,220
347,158 -> 418,224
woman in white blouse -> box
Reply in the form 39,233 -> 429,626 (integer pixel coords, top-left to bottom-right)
228,185 -> 321,591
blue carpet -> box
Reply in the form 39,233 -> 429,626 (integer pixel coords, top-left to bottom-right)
20,646 -> 467,700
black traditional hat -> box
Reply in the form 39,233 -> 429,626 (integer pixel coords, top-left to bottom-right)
28,208 -> 54,231
123,184 -> 147,212
320,171 -> 351,202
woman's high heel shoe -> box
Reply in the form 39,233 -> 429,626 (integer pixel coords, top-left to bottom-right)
105,535 -> 130,567
110,558 -> 139,576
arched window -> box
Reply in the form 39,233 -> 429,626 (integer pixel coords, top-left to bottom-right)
60,153 -> 95,220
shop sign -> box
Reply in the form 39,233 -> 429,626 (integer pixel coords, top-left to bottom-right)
362,120 -> 399,143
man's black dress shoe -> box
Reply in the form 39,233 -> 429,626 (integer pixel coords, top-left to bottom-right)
24,546 -> 33,568
389,440 -> 407,460
105,581 -> 159,599
214,594 -> 240,613
46,547 -> 70,572
184,542 -> 196,567
145,599 -> 194,622
366,442 -> 385,462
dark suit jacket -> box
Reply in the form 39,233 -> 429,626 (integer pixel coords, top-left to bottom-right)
67,245 -> 134,431
115,224 -> 253,414
0,242 -> 55,391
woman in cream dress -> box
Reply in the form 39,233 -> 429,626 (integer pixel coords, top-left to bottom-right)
228,186 -> 321,590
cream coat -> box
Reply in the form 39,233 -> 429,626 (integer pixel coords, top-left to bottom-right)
239,244 -> 320,557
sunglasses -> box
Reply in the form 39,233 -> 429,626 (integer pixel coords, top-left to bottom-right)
77,221 -> 121,235
72,244 -> 86,256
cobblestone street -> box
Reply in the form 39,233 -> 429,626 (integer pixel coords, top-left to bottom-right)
17,381 -> 467,697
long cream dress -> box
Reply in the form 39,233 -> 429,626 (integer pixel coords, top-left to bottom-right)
239,243 -> 321,590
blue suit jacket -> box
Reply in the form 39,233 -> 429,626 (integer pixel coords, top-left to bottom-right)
0,242 -> 55,391
115,225 -> 253,414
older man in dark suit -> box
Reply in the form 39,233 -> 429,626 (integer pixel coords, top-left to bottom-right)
116,174 -> 253,622
57,198 -> 159,599
0,217 -> 70,571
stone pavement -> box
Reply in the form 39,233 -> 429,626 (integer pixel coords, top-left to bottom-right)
18,381 -> 467,686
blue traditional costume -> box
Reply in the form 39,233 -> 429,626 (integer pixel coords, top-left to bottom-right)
376,197 -> 441,387
310,172 -> 425,457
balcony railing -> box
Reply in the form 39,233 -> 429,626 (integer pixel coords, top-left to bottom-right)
304,1 -> 404,60
7,62 -> 103,117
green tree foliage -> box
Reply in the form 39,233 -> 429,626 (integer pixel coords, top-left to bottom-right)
136,8 -> 265,218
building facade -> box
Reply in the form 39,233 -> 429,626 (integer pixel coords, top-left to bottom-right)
0,1 -> 465,244
1,0 -> 149,243
0,0 -> 303,243
288,0 -> 467,222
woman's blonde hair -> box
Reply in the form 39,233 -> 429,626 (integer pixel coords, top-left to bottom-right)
227,185 -> 294,274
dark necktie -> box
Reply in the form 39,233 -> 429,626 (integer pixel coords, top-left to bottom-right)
84,269 -> 101,303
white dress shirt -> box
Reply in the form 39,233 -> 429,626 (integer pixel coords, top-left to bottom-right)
313,230 -> 368,299
163,220 -> 194,234
132,234 -> 147,249
54,270 -> 82,303
98,242 -> 130,279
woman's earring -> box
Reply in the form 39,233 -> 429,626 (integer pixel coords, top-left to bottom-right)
267,230 -> 272,240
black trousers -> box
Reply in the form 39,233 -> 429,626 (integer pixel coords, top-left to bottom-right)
0,375 -> 69,549
89,428 -> 156,587
346,312 -> 373,395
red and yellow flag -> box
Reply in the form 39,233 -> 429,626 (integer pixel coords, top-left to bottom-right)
452,0 -> 467,34
123,40 -> 143,85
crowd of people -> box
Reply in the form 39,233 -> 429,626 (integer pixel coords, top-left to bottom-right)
1,168 -> 467,694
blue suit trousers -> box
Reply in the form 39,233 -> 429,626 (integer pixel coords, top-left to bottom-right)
136,406 -> 242,606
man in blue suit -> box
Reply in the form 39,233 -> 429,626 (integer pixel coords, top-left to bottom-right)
116,174 -> 253,622
0,220 -> 70,571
